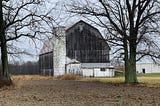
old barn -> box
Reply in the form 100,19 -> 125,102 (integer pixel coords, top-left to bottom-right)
39,20 -> 114,77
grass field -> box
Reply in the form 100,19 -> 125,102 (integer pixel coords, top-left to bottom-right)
4,74 -> 160,105
137,73 -> 160,77
81,77 -> 160,87
11,73 -> 160,87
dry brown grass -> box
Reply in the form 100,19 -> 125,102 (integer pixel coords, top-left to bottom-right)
138,77 -> 160,87
55,74 -> 81,80
80,77 -> 160,87
80,77 -> 124,83
11,75 -> 160,87
11,74 -> 81,81
11,75 -> 56,81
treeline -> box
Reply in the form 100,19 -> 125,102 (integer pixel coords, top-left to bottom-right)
8,61 -> 39,75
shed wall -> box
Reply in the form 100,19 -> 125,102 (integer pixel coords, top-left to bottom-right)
82,68 -> 115,77
136,63 -> 160,73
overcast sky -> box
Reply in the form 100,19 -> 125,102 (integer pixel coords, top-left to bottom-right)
8,0 -> 83,63
8,0 -> 156,63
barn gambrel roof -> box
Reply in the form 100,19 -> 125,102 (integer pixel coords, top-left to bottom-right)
39,20 -> 110,55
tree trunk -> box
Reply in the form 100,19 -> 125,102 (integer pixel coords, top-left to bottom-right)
123,33 -> 138,84
124,32 -> 138,84
0,1 -> 11,84
125,57 -> 137,83
1,35 -> 11,83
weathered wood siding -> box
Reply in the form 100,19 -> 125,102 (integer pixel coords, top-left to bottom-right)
66,21 -> 110,63
39,52 -> 53,75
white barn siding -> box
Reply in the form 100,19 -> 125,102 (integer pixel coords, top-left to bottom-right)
94,69 -> 115,77
53,27 -> 66,75
82,68 -> 115,77
81,63 -> 115,77
82,69 -> 94,77
136,63 -> 160,73
66,63 -> 81,75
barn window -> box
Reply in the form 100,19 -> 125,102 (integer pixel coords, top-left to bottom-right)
100,68 -> 105,71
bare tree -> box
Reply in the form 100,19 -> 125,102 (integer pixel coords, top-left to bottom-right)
0,0 -> 55,84
66,0 -> 160,83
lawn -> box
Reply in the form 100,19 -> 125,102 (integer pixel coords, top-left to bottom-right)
137,73 -> 160,77
2,74 -> 159,106
11,73 -> 160,87
80,77 -> 160,87
136,73 -> 160,87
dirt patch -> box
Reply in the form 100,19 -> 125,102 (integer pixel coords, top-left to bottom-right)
0,80 -> 160,106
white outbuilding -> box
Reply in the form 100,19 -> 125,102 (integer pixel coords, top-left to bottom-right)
136,63 -> 160,73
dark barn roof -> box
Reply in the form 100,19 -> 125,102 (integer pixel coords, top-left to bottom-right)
66,20 -> 110,49
66,20 -> 110,63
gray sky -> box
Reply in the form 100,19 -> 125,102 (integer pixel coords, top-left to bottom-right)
8,0 -> 81,63
8,0 -> 158,64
